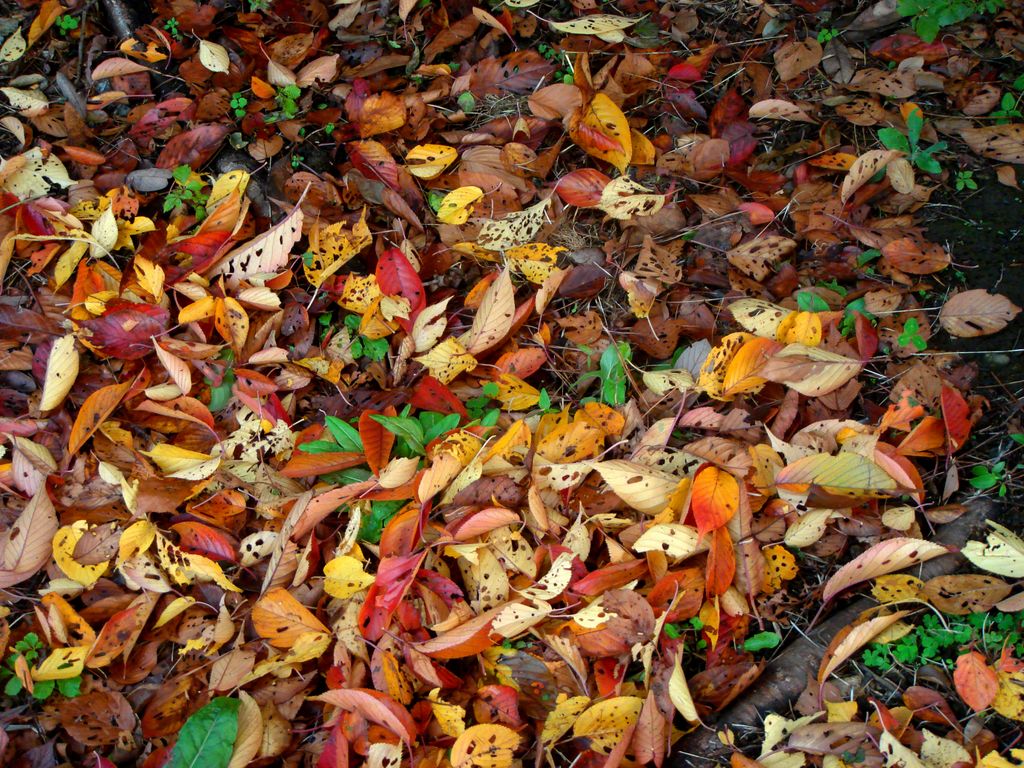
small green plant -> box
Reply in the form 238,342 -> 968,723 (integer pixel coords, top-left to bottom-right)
338,314 -> 389,362
579,342 -> 632,407
991,91 -> 1023,124
229,92 -> 249,119
273,84 -> 302,121
538,43 -> 573,84
955,170 -> 978,191
290,153 -> 304,169
878,106 -> 946,175
164,165 -> 209,221
969,461 -> 1008,496
324,122 -> 336,136
898,317 -> 928,351
863,610 -> 1024,671
817,27 -> 840,44
55,15 -> 79,35
1,633 -> 82,700
897,0 -> 1004,43
840,298 -> 875,337
163,16 -> 182,41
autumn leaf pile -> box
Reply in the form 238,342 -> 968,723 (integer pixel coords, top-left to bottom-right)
2,0 -> 1024,766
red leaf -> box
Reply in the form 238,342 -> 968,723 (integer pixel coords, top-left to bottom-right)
155,123 -> 230,169
360,552 -> 425,641
360,409 -> 395,477
941,385 -> 972,453
79,301 -> 169,360
855,311 -> 879,361
170,521 -> 237,562
555,169 -> 611,207
572,559 -> 649,596
954,651 -> 998,712
410,376 -> 467,417
376,248 -> 426,329
667,62 -> 703,81
348,140 -> 401,192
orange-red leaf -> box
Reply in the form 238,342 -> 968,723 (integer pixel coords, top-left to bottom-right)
954,651 -> 998,712
691,464 -> 739,538
360,410 -> 395,477
68,379 -> 134,456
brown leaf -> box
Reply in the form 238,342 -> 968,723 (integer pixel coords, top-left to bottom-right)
961,124 -> 1024,163
774,38 -> 823,81
939,289 -> 1022,338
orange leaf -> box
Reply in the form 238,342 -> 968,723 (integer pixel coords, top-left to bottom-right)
68,379 -> 134,456
312,688 -> 417,744
691,464 -> 739,538
954,651 -> 999,712
251,588 -> 329,648
706,527 -> 735,598
413,606 -> 502,660
360,410 -> 395,477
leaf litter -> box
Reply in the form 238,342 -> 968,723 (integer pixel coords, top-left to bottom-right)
0,0 -> 1023,767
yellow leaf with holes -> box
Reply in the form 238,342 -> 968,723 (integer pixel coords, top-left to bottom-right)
53,522 -> 109,588
573,697 -> 643,754
415,336 -> 477,384
429,687 -> 467,737
450,724 -> 520,768
592,460 -> 683,515
305,209 -> 371,288
550,14 -> 637,43
763,544 -> 798,593
323,555 -> 374,599
32,646 -> 88,681
871,574 -> 925,604
698,332 -> 753,400
215,297 -> 249,352
156,535 -> 240,592
437,186 -> 484,225
339,273 -> 381,313
542,695 -> 591,747
406,144 -> 458,179
505,242 -> 563,284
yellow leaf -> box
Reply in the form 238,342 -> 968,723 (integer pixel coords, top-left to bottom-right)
429,687 -> 467,737
963,521 -> 1024,578
761,342 -> 859,401
669,654 -> 700,723
476,198 -> 552,251
90,206 -> 118,257
871,574 -> 924,604
633,524 -> 701,559
573,697 -> 643,754
437,186 -> 484,225
0,28 -> 27,63
541,695 -> 591,747
208,169 -> 249,209
215,297 -> 249,352
764,544 -> 799,593
154,596 -> 197,628
117,520 -> 156,564
592,460 -> 684,515
32,645 -> 88,681
227,691 -> 264,768
156,534 -> 240,592
339,273 -> 381,313
52,522 -> 108,588
450,724 -> 520,768
570,93 -> 632,172
198,40 -> 230,73
305,209 -> 372,288
459,269 -> 515,355
405,144 -> 458,179
40,334 -> 79,411
414,336 -> 477,384
133,256 -> 165,299
495,373 -> 539,410
143,443 -> 221,480
505,242 -> 562,284
994,670 -> 1024,721
179,295 -> 216,324
323,555 -> 374,599
776,311 -> 822,346
550,15 -> 637,43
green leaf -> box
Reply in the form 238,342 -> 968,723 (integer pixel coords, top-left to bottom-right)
796,291 -> 829,312
57,676 -> 82,697
299,439 -> 344,454
168,697 -> 240,768
914,14 -> 941,43
4,675 -> 22,696
31,679 -> 55,700
325,416 -> 363,453
743,631 -> 783,652
422,412 -> 461,443
915,153 -> 942,175
360,499 -> 406,544
906,107 -> 924,147
371,415 -> 425,455
878,127 -> 910,153
457,91 -> 476,112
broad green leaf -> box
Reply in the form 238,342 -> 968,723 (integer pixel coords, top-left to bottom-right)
168,697 -> 240,768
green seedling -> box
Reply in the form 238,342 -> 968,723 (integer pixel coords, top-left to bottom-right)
1,633 -> 82,701
878,106 -> 946,175
897,0 -> 1004,43
898,317 -> 927,351
164,164 -> 209,221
